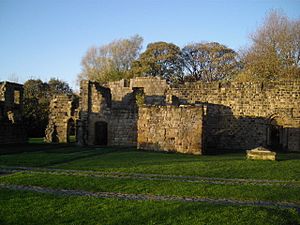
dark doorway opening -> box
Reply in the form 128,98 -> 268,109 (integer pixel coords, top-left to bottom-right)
267,118 -> 289,151
267,117 -> 289,151
67,118 -> 76,143
269,125 -> 282,150
52,125 -> 59,143
95,121 -> 108,145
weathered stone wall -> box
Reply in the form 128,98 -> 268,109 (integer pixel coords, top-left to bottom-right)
0,81 -> 26,144
138,105 -> 203,155
58,77 -> 299,154
108,77 -> 168,107
45,95 -> 78,143
168,81 -> 300,152
169,81 -> 300,118
78,80 -> 136,146
78,78 -> 168,146
110,109 -> 137,146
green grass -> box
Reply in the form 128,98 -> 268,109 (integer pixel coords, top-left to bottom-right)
56,151 -> 300,180
28,136 -> 75,144
0,144 -> 300,224
68,135 -> 76,143
0,147 -> 117,167
0,189 -> 299,225
1,148 -> 299,180
28,137 -> 45,144
1,172 -> 299,203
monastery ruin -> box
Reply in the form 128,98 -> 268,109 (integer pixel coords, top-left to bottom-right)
0,81 -> 26,144
45,77 -> 300,154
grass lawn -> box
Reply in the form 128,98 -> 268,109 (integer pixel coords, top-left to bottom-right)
1,172 -> 300,203
1,189 -> 299,225
0,141 -> 300,225
1,147 -> 299,180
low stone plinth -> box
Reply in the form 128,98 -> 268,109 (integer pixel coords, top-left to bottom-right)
246,147 -> 276,161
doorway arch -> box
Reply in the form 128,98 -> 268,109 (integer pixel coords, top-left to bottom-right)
94,121 -> 108,145
67,118 -> 76,143
269,123 -> 282,150
267,117 -> 288,151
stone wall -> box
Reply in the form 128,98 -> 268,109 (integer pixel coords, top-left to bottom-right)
168,80 -> 300,152
49,77 -> 299,154
108,77 -> 168,107
45,95 -> 78,143
138,105 -> 203,155
110,109 -> 137,146
78,80 -> 137,146
0,81 -> 27,144
77,78 -> 168,146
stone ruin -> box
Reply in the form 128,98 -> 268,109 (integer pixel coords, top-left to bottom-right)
46,77 -> 300,154
0,81 -> 27,144
45,95 -> 79,143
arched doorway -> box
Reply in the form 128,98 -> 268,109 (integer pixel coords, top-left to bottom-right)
94,121 -> 108,145
269,124 -> 282,150
67,118 -> 76,143
267,118 -> 287,151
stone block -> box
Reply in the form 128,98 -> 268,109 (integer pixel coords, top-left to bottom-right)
246,147 -> 276,161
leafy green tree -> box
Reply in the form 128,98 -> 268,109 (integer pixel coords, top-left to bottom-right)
23,79 -> 49,137
238,10 -> 300,81
23,78 -> 73,137
131,42 -> 184,83
182,42 -> 240,82
48,78 -> 73,96
78,35 -> 143,83
23,79 -> 49,99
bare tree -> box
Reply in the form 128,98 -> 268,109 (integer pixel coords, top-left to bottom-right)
7,73 -> 19,83
78,35 -> 143,83
239,10 -> 300,81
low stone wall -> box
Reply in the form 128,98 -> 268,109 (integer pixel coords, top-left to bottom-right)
138,105 -> 203,155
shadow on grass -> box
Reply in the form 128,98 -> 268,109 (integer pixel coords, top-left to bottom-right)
0,142 -> 138,167
45,147 -> 134,167
1,139 -> 299,169
0,138 -> 129,155
276,153 -> 300,161
0,143 -> 77,155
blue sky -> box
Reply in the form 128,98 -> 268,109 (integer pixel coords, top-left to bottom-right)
0,0 -> 299,90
